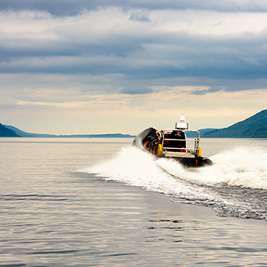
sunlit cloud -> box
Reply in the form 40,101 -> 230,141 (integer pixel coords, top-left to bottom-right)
152,10 -> 267,35
11,87 -> 267,133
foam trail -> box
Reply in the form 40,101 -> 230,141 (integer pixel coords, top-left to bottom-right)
80,146 -> 267,220
83,146 -> 267,190
209,147 -> 267,189
81,147 -> 218,201
179,146 -> 267,189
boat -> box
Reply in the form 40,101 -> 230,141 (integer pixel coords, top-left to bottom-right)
133,114 -> 213,167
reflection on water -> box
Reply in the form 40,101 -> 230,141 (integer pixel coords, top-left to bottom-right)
0,138 -> 266,266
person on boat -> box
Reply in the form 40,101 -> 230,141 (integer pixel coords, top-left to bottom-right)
163,130 -> 186,152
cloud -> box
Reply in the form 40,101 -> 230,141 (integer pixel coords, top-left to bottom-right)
120,87 -> 154,94
1,0 -> 267,16
1,8 -> 267,91
0,3 -> 267,133
9,86 -> 266,133
129,10 -> 150,22
189,86 -> 221,95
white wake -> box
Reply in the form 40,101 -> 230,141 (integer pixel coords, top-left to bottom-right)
80,146 -> 267,203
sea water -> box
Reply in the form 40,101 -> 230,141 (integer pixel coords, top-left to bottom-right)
0,137 -> 266,266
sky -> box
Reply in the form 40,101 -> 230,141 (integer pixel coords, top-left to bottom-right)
0,0 -> 267,135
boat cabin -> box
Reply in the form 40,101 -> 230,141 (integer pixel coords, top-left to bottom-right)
160,129 -> 200,158
159,114 -> 201,158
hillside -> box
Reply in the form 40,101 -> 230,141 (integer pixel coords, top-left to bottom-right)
202,109 -> 267,138
198,128 -> 219,136
4,125 -> 56,137
0,123 -> 20,137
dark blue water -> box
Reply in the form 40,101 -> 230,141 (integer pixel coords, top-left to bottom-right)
0,138 -> 266,266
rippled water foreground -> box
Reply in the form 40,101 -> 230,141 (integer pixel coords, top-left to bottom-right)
0,138 -> 266,266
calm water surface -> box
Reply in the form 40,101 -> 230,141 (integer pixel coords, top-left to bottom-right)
0,138 -> 266,266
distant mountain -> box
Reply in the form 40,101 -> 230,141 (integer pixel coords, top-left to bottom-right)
0,123 -> 20,137
3,125 -> 135,138
4,125 -> 55,137
198,128 -> 219,136
202,109 -> 267,138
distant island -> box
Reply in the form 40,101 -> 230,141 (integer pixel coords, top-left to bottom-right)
1,109 -> 266,138
0,124 -> 135,138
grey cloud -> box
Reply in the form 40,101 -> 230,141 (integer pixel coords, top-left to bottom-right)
1,5 -> 267,96
0,0 -> 97,16
120,87 -> 154,94
129,11 -> 150,22
190,86 -> 222,95
1,30 -> 267,83
1,0 -> 267,16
